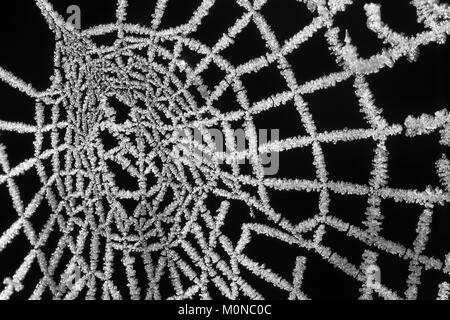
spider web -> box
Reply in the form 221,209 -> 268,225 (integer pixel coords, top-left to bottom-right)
0,0 -> 449,300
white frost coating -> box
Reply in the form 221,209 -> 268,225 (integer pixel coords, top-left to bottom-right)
0,0 -> 448,300
437,282 -> 449,300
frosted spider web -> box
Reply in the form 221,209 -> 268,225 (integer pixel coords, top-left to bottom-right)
0,0 -> 449,300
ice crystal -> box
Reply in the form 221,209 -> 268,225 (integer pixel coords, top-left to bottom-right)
0,0 -> 449,300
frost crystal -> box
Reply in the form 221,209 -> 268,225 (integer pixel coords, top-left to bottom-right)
0,0 -> 449,300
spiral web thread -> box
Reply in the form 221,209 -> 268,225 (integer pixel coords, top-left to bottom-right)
0,0 -> 449,300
